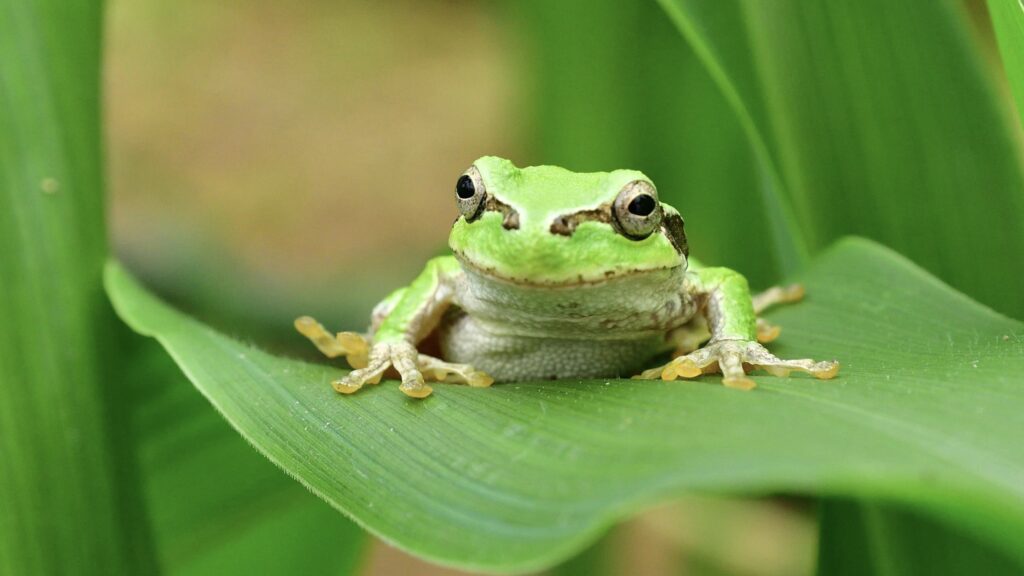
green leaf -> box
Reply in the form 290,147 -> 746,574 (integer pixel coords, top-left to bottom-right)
650,0 -> 811,274
654,2 -> 1024,568
514,1 -> 646,172
632,5 -> 781,288
816,500 -> 1021,576
106,238 -> 1024,572
128,344 -> 369,575
657,0 -> 1024,318
987,0 -> 1024,130
0,0 -> 157,573
548,529 -> 621,576
515,0 -> 789,286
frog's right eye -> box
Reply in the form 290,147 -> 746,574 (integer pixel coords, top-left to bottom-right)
456,166 -> 486,221
612,180 -> 662,239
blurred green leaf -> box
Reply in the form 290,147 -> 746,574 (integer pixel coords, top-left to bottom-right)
547,529 -> 620,576
658,0 -> 1024,318
0,0 -> 157,573
648,0 -> 811,274
816,500 -> 1021,575
106,238 -> 1024,572
128,344 -> 368,575
515,1 -> 644,172
634,4 -> 780,288
515,0 -> 783,287
657,1 -> 1024,566
987,0 -> 1024,129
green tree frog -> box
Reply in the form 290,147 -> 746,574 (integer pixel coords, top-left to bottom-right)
296,156 -> 839,398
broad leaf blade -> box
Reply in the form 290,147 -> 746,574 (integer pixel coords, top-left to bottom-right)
105,238 -> 1024,572
515,0 -> 787,287
656,1 -> 1024,568
128,344 -> 368,575
0,0 -> 157,573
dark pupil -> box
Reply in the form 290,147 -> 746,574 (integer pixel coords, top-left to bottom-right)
456,175 -> 476,199
627,194 -> 656,216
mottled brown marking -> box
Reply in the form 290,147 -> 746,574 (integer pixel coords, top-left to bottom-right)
550,204 -> 612,236
661,212 -> 688,257
502,210 -> 520,230
480,195 -> 520,229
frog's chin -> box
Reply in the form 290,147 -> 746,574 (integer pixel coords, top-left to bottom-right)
453,252 -> 681,288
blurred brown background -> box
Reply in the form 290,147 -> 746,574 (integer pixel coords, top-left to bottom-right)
108,0 -> 523,338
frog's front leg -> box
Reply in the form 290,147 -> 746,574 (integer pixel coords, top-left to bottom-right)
666,283 -> 805,354
638,268 -> 838,390
297,256 -> 492,398
294,316 -> 370,368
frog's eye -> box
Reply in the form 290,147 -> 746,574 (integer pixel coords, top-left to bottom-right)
455,166 -> 486,221
613,180 -> 662,239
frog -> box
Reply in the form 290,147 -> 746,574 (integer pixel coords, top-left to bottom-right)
295,156 -> 839,398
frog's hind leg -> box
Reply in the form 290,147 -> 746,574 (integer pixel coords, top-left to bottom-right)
751,283 -> 804,344
755,318 -> 781,343
370,287 -> 407,335
634,343 -> 721,383
418,355 -> 494,388
294,316 -> 370,369
667,315 -> 711,356
753,283 -> 804,313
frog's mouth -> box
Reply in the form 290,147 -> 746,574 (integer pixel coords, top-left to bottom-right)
453,252 -> 679,288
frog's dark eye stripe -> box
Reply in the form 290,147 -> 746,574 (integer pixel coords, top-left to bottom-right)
661,212 -> 688,257
550,207 -> 611,236
551,180 -> 669,242
483,195 -> 520,230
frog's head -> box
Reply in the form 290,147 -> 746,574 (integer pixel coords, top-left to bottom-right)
448,156 -> 688,286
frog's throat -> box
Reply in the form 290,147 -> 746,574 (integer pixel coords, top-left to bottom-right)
452,252 -> 684,288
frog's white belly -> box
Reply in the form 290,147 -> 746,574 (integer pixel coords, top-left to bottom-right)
438,310 -> 667,382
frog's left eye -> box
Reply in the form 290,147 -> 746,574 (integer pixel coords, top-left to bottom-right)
613,180 -> 662,239
456,166 -> 486,221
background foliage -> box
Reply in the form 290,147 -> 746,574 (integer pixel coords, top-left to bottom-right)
0,0 -> 154,573
2,0 -> 1023,574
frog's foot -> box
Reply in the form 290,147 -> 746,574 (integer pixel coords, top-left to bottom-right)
418,355 -> 494,388
756,318 -> 781,343
294,316 -> 369,368
669,315 -> 711,357
334,341 -> 424,397
635,339 -> 839,391
333,341 -> 492,399
752,283 -> 804,314
750,284 -> 801,343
